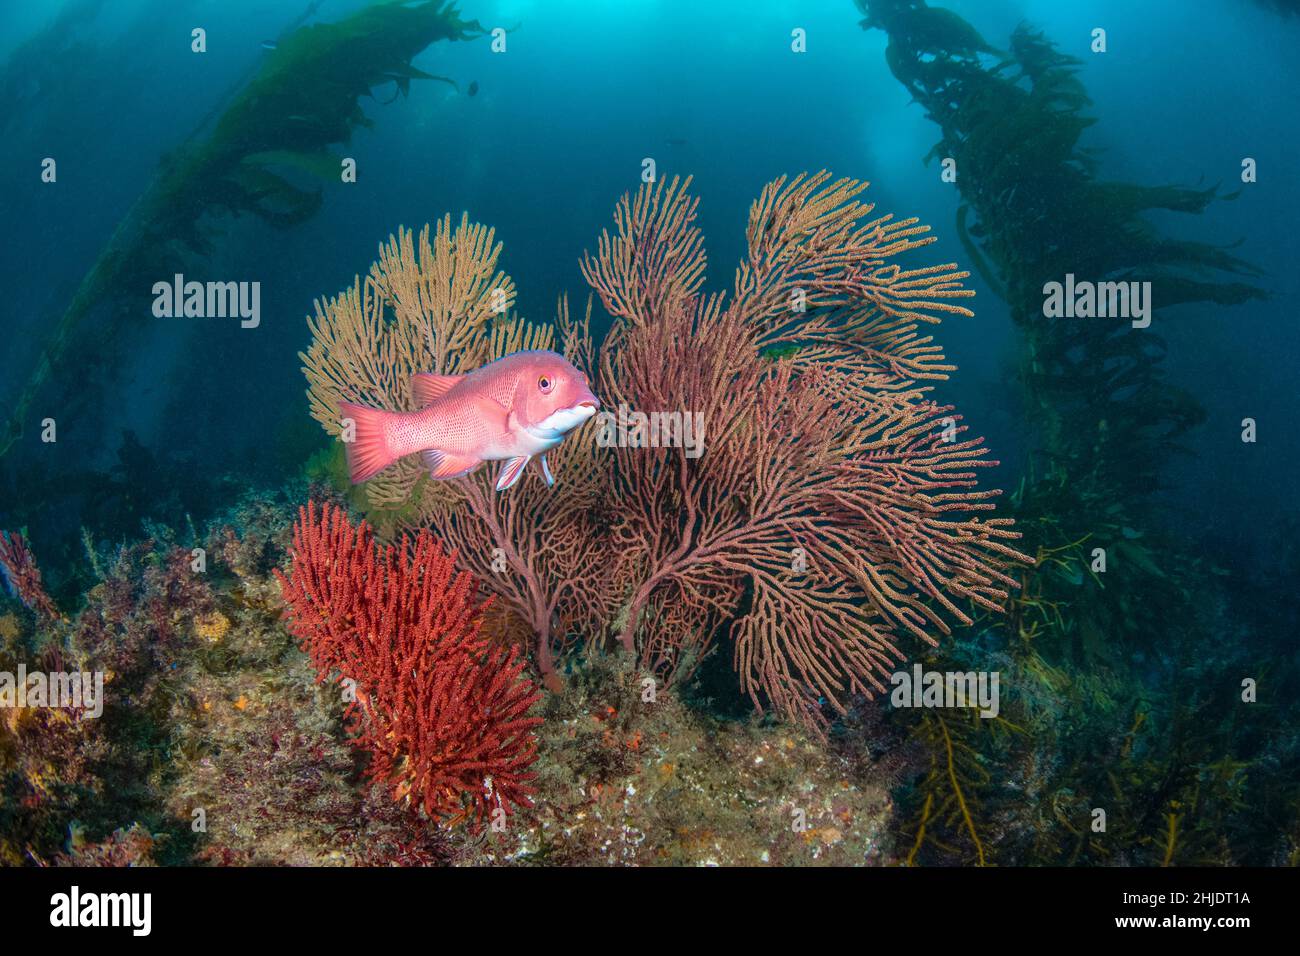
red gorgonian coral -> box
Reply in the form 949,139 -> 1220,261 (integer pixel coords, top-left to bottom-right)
274,502 -> 542,828
0,530 -> 59,621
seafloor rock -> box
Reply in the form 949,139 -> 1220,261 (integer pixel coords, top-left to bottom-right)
2,490 -> 899,866
473,658 -> 894,866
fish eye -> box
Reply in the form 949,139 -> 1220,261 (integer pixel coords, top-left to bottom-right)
538,376 -> 553,393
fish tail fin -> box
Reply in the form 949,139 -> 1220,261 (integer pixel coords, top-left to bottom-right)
339,402 -> 401,483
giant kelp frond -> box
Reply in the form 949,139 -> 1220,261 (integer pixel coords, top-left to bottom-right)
904,710 -> 993,865
1,0 -> 482,463
860,0 -> 1288,867
203,1 -> 481,229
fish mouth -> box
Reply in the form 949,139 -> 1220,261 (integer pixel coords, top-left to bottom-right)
529,400 -> 600,439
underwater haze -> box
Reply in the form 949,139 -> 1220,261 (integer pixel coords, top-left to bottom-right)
0,0 -> 1298,870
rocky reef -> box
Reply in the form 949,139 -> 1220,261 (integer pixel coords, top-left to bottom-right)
0,488 -> 899,866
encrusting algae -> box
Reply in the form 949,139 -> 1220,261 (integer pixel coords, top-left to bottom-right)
192,611 -> 231,644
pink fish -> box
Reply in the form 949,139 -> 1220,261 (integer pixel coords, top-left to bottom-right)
341,350 -> 600,491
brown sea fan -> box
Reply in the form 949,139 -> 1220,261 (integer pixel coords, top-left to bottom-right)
582,173 -> 1031,728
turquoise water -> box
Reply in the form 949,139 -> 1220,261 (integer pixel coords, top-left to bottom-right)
1,0 -> 1297,867
2,0 -> 1294,510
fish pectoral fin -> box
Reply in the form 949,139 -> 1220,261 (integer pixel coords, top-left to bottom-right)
535,454 -> 555,487
411,372 -> 464,406
421,449 -> 480,480
471,393 -> 511,419
495,456 -> 531,491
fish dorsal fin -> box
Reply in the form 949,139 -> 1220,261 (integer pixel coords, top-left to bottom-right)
421,449 -> 479,480
495,455 -> 531,491
411,372 -> 463,406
